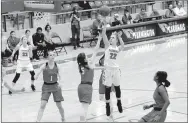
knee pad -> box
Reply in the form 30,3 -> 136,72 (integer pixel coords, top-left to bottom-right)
105,86 -> 111,101
30,71 -> 35,80
114,86 -> 121,98
13,73 -> 20,83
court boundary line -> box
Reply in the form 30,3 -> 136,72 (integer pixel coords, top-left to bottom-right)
86,96 -> 187,122
2,88 -> 187,96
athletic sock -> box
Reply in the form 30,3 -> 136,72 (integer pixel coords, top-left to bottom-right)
106,103 -> 111,116
117,100 -> 123,113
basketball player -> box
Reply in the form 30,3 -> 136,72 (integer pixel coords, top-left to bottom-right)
138,71 -> 170,122
98,54 -> 116,121
2,67 -> 25,93
9,36 -> 35,95
77,35 -> 104,122
35,50 -> 65,122
101,24 -> 125,117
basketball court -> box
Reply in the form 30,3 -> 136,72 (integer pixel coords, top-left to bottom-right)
2,34 -> 187,122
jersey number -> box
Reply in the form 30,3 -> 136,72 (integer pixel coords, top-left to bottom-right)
22,52 -> 28,57
110,53 -> 117,60
51,76 -> 53,81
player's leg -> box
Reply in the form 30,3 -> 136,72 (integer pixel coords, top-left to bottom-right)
36,92 -> 51,122
138,118 -> 146,122
113,69 -> 123,113
4,82 -> 25,93
99,71 -> 105,101
78,84 -> 92,122
53,87 -> 65,121
104,69 -> 113,116
55,102 -> 65,122
27,61 -> 36,91
9,61 -> 22,94
80,102 -> 89,122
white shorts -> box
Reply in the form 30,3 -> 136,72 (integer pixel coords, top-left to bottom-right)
16,60 -> 34,73
103,68 -> 121,87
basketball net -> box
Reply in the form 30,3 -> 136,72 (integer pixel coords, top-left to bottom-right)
33,12 -> 51,28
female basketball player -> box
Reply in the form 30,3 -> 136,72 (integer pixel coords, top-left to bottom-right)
9,36 -> 35,95
138,71 -> 170,122
35,50 -> 65,122
77,34 -> 104,122
101,23 -> 125,117
98,54 -> 116,121
2,67 -> 25,93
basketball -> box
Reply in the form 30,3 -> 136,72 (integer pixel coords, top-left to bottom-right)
99,5 -> 111,17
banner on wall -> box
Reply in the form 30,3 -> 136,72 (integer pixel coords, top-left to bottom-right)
158,20 -> 187,35
121,25 -> 156,42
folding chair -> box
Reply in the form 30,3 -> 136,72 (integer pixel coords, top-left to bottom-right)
37,50 -> 44,57
51,33 -> 67,56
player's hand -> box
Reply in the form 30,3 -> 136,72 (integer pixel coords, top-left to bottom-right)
101,25 -> 107,34
58,83 -> 63,89
143,105 -> 150,110
10,55 -> 14,61
99,94 -> 105,101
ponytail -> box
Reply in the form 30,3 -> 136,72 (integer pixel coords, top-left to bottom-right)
163,80 -> 170,87
78,64 -> 83,74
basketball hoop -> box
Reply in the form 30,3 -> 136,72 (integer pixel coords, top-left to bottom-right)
33,12 -> 51,28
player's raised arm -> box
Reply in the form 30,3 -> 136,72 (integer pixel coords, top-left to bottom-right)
117,31 -> 125,51
89,35 -> 102,69
35,64 -> 45,80
101,23 -> 110,49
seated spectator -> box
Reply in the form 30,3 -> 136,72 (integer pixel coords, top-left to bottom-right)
150,9 -> 160,17
122,9 -> 132,24
92,13 -> 102,36
1,34 -> 9,59
133,8 -> 148,23
32,27 -> 48,60
5,31 -> 20,62
78,1 -> 91,10
110,13 -> 123,27
150,9 -> 160,20
44,24 -> 56,51
173,1 -> 187,16
78,1 -> 91,18
165,4 -> 176,18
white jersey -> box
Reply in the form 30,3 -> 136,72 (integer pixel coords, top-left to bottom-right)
104,45 -> 120,68
18,45 -> 30,61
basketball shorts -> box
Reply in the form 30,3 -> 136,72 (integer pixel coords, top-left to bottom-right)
103,68 -> 121,87
16,60 -> 34,73
142,109 -> 167,122
99,70 -> 115,94
41,83 -> 64,102
78,83 -> 93,104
